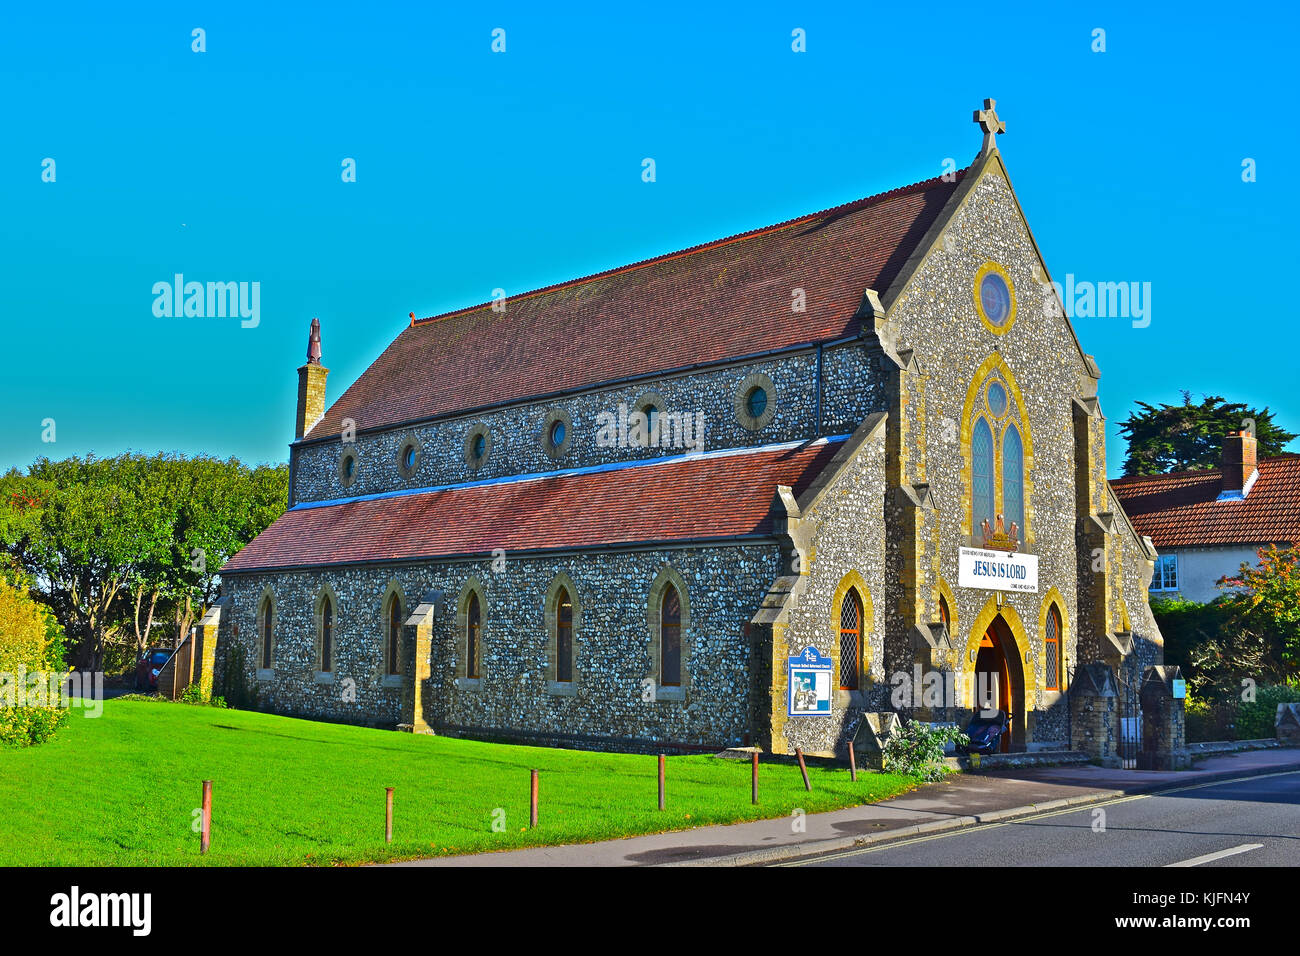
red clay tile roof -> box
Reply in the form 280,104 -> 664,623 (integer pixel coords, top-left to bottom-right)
306,174 -> 962,440
1110,455 -> 1300,548
223,438 -> 844,572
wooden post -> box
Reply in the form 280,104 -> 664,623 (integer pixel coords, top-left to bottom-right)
385,787 -> 394,844
751,751 -> 759,805
795,747 -> 812,792
200,780 -> 212,855
848,743 -> 858,782
657,754 -> 665,810
529,769 -> 539,828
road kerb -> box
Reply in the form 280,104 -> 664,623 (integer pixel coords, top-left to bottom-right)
667,760 -> 1300,867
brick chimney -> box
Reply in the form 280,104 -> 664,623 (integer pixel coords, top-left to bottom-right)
1220,429 -> 1257,497
295,318 -> 329,439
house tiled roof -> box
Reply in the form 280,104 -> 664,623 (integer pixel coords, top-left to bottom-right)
1110,455 -> 1300,548
306,173 -> 962,440
223,438 -> 844,573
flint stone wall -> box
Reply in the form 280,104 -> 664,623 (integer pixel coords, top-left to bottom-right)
220,543 -> 780,749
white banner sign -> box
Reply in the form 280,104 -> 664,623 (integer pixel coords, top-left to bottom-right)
958,546 -> 1039,593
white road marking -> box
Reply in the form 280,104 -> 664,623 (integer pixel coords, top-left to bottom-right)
1166,843 -> 1263,868
781,770 -> 1299,867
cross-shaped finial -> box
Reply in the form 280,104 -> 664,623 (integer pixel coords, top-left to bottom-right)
973,98 -> 1006,157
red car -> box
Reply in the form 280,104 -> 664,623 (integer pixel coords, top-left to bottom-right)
134,647 -> 174,692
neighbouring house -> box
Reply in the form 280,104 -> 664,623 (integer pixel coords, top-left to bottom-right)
1111,431 -> 1300,604
208,102 -> 1163,758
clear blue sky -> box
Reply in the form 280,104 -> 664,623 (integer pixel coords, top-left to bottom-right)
3,1 -> 1296,476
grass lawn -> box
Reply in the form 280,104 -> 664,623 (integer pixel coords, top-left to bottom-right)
0,699 -> 919,866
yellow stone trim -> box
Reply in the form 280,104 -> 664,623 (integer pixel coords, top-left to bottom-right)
830,570 -> 874,687
1038,586 -> 1068,692
973,259 -> 1017,335
959,353 -> 1035,547
935,578 -> 959,633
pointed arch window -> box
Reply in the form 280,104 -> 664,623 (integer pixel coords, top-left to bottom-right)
556,587 -> 574,684
386,594 -> 402,677
260,596 -> 274,670
968,370 -> 1028,549
320,596 -> 334,673
1045,603 -> 1062,691
1003,424 -> 1024,542
839,589 -> 862,691
938,594 -> 951,633
466,592 -> 482,680
660,586 -> 682,687
972,417 -> 995,534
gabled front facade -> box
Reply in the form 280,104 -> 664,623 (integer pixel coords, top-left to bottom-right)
216,105 -> 1162,757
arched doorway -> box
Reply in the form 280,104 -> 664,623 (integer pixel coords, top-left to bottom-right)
971,613 -> 1026,752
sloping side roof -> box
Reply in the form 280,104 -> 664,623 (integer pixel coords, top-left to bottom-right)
306,174 -> 962,440
1110,455 -> 1300,548
223,438 -> 844,572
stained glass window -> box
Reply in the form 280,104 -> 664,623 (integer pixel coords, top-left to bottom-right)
980,272 -> 1012,326
1003,424 -> 1024,539
972,417 -> 995,533
661,586 -> 681,687
467,592 -> 481,679
556,587 -> 573,683
321,597 -> 333,672
987,381 -> 1008,417
387,595 -> 401,676
261,599 -> 273,670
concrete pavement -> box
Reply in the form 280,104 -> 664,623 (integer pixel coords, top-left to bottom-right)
389,747 -> 1300,867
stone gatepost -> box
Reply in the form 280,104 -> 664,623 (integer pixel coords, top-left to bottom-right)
1069,663 -> 1120,767
1276,703 -> 1300,745
398,590 -> 442,734
189,596 -> 230,701
1138,665 -> 1190,771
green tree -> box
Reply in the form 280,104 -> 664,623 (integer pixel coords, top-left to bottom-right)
0,454 -> 288,670
1118,392 -> 1296,476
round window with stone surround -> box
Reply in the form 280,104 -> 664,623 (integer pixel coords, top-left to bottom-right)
974,261 -> 1017,334
338,447 -> 359,487
395,434 -> 422,479
541,408 -> 573,460
464,424 -> 492,470
734,372 -> 777,432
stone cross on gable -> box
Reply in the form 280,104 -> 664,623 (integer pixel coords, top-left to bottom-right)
973,98 -> 1006,156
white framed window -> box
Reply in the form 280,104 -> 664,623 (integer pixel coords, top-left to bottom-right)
1150,553 -> 1179,591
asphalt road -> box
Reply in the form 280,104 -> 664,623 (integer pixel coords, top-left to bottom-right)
787,770 -> 1300,867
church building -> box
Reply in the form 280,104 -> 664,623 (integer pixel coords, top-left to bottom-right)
216,101 -> 1164,759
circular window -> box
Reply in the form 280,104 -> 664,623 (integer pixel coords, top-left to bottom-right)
974,262 -> 1016,333
987,381 -> 1008,418
464,425 -> 492,470
541,408 -> 573,459
338,449 -> 359,487
734,373 -> 776,432
396,435 -> 422,478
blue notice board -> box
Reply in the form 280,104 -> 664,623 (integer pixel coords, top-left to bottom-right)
787,646 -> 833,717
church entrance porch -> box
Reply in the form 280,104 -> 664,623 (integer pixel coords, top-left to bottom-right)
970,614 -> 1025,752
